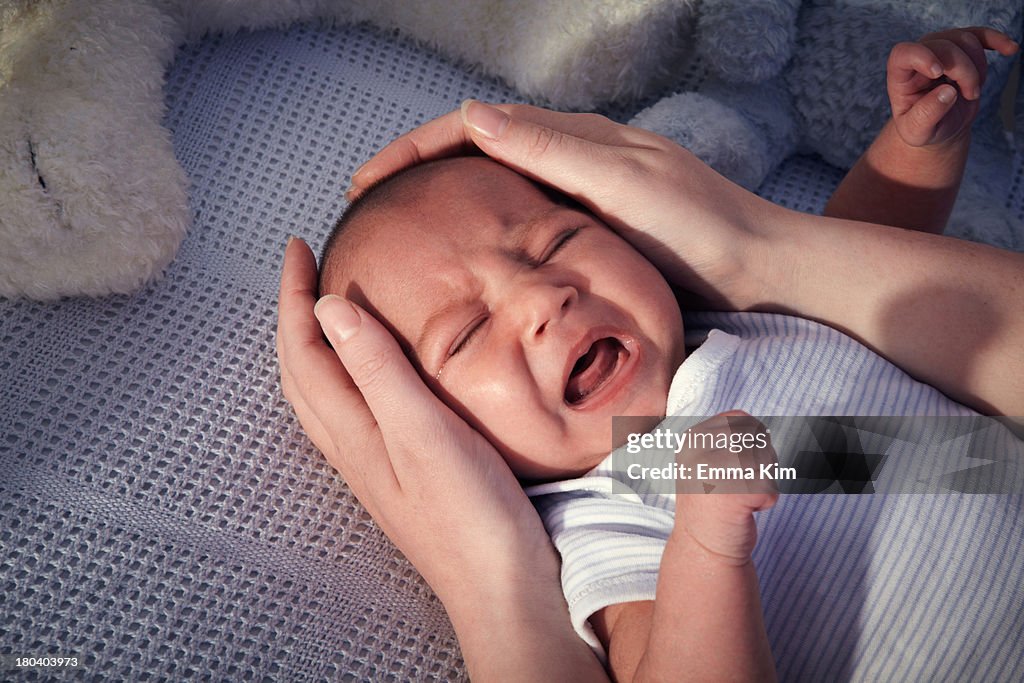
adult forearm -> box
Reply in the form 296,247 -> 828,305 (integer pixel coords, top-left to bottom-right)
446,573 -> 608,682
750,206 -> 1024,414
824,119 -> 968,233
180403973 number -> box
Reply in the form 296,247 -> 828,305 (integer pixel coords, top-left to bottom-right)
1,655 -> 84,670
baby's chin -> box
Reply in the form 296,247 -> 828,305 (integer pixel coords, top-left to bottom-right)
611,414 -> 666,449
525,367 -> 676,481
484,353 -> 679,483
510,413 -> 669,484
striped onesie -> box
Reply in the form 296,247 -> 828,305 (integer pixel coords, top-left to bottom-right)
526,311 -> 1023,681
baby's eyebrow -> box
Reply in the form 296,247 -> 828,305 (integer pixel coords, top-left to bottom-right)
509,208 -> 562,242
506,215 -> 540,245
505,207 -> 567,260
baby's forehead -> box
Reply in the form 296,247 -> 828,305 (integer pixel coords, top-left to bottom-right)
403,157 -> 558,217
356,160 -> 568,247
321,156 -> 587,303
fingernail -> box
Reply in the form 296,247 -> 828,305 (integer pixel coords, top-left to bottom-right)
346,163 -> 368,199
930,63 -> 942,78
461,99 -> 509,139
350,159 -> 370,183
314,295 -> 361,342
287,235 -> 296,247
937,85 -> 956,104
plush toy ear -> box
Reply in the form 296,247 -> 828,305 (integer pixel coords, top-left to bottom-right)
695,0 -> 799,84
0,0 -> 189,300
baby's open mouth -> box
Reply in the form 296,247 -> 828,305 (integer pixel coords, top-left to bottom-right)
565,337 -> 627,405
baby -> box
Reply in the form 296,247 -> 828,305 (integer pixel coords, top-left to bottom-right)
319,155 -> 684,481
316,27 -> 1020,681
319,152 -> 790,675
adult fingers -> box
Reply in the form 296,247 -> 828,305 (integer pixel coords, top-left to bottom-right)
923,38 -> 986,100
276,240 -> 333,459
347,109 -> 473,200
313,294 -> 461,464
927,33 -> 985,97
918,28 -> 1020,100
348,102 -> 648,199
277,238 -> 342,414
474,103 -> 646,147
276,238 -> 398,493
456,100 -> 651,208
280,363 -> 331,454
945,28 -> 987,74
925,26 -> 1020,57
280,361 -> 381,473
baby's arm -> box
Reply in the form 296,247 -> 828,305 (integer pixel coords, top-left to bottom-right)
592,415 -> 778,682
594,528 -> 775,682
825,27 -> 1019,232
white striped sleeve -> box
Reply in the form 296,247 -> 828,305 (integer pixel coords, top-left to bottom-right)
529,488 -> 675,656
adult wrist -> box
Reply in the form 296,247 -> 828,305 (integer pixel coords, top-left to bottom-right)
719,196 -> 789,312
445,572 -> 606,682
738,200 -> 821,315
434,533 -> 560,632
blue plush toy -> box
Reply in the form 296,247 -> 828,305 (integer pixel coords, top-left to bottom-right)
632,0 -> 1023,248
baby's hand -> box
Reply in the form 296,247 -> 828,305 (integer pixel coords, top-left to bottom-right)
887,27 -> 1019,148
675,412 -> 779,565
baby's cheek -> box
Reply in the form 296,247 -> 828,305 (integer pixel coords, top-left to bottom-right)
439,373 -> 531,437
424,372 -> 489,432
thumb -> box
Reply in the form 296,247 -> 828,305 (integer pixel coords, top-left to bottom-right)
460,100 -> 620,201
314,294 -> 445,439
902,84 -> 959,145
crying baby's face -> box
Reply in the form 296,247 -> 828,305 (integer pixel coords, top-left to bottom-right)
322,157 -> 685,481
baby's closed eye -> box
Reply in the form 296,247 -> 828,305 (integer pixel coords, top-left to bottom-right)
445,227 -> 583,360
534,227 -> 582,265
449,313 -> 489,358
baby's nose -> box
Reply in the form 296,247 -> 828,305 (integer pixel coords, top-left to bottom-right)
523,284 -> 577,339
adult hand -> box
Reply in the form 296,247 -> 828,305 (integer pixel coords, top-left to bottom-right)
276,237 -> 605,680
348,102 -> 773,310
